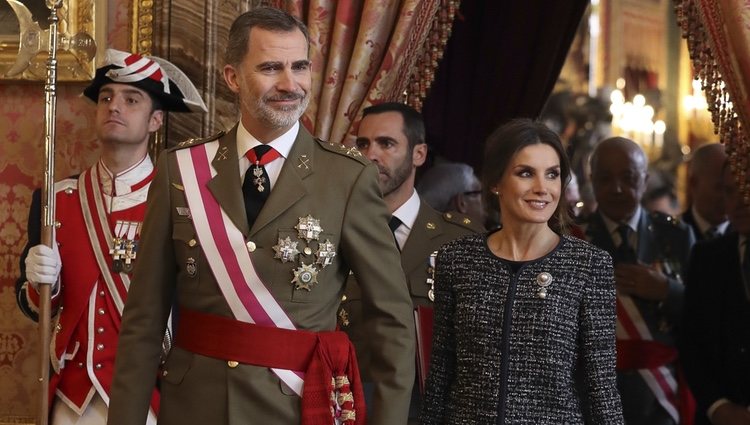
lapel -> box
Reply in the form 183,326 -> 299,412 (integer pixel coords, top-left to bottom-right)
249,126 -> 314,236
400,199 -> 444,274
206,126 -> 249,236
586,212 -> 617,255
636,209 -> 658,263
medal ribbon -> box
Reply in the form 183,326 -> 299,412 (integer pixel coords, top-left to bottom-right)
176,143 -> 305,396
616,295 -> 680,422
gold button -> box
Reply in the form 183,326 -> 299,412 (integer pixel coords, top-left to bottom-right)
55,221 -> 61,229
445,213 -> 453,219
426,222 -> 436,230
55,323 -> 62,332
97,327 -> 104,334
227,360 -> 239,368
99,291 -> 105,297
97,308 -> 105,315
95,363 -> 102,370
64,188 -> 73,195
246,241 -> 256,252
77,362 -> 83,368
463,218 -> 471,224
188,239 -> 197,247
303,247 -> 312,255
162,370 -> 168,377
96,343 -> 104,351
341,294 -> 347,302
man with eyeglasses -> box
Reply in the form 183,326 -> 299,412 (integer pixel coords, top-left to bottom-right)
417,161 -> 487,228
338,102 -> 482,423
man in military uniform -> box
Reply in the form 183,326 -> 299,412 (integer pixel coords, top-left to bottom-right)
682,143 -> 730,240
107,8 -> 414,425
586,137 -> 695,425
340,102 -> 482,422
681,160 -> 750,425
417,161 -> 486,227
16,49 -> 206,424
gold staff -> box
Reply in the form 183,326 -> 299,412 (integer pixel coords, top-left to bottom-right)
36,2 -> 63,424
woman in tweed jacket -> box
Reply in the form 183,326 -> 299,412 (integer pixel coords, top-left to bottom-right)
420,119 -> 623,424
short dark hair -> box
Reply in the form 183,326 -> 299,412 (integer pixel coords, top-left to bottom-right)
481,118 -> 571,233
361,102 -> 425,149
224,7 -> 310,68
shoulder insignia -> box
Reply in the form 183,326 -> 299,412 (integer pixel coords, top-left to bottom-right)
442,211 -> 484,232
315,138 -> 369,165
54,178 -> 78,194
168,130 -> 226,152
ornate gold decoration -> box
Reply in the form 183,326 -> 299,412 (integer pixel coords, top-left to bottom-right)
405,0 -> 462,111
674,0 -> 750,202
132,0 -> 155,55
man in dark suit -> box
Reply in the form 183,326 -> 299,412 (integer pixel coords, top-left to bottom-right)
339,102 -> 481,422
586,137 -> 695,425
107,8 -> 415,425
682,143 -> 730,240
681,160 -> 750,425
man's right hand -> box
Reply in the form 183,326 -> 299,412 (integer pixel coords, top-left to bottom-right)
25,244 -> 61,290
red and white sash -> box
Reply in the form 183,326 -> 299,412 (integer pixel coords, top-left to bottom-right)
78,165 -> 131,317
616,295 -> 679,422
175,143 -> 305,396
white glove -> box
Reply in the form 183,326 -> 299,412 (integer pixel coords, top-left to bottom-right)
25,243 -> 61,290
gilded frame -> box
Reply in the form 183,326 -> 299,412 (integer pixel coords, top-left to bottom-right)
0,0 -> 106,81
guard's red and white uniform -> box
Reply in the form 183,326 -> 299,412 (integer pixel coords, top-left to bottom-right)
20,157 -> 158,424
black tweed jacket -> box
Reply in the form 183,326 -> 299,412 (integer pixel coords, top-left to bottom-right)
421,233 -> 624,424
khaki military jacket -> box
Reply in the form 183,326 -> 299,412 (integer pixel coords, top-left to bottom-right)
107,125 -> 415,425
340,198 -> 482,378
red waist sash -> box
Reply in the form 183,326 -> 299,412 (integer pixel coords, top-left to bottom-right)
175,308 -> 365,425
616,339 -> 695,425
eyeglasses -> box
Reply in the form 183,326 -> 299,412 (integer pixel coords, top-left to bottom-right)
463,190 -> 482,197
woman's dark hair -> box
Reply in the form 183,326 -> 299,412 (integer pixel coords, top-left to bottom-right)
481,118 -> 572,233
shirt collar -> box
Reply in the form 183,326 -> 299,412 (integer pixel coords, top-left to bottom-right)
601,206 -> 642,237
236,120 -> 299,161
690,205 -> 730,236
392,189 -> 420,231
98,155 -> 153,196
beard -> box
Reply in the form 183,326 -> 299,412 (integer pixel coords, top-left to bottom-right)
249,90 -> 310,129
379,152 -> 413,197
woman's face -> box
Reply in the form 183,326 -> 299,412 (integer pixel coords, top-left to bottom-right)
493,143 -> 562,227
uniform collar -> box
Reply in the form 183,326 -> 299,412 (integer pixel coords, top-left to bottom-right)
98,155 -> 154,196
236,120 -> 298,161
392,189 -> 420,232
601,206 -> 642,237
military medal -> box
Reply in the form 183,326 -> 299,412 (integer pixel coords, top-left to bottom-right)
426,251 -> 438,302
295,215 -> 323,242
252,165 -> 266,192
273,237 -> 300,263
536,272 -> 553,299
292,263 -> 319,291
110,221 -> 140,273
315,239 -> 336,268
186,257 -> 197,277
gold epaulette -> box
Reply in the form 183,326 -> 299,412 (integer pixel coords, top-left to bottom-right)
442,211 -> 484,232
316,138 -> 369,165
168,130 -> 226,152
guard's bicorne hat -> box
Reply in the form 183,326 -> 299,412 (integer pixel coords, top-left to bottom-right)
83,49 -> 207,113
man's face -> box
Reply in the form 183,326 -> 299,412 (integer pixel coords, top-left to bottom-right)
723,167 -> 750,235
355,111 -> 420,197
95,83 -> 163,147
223,27 -> 311,137
591,144 -> 648,223
690,155 -> 728,225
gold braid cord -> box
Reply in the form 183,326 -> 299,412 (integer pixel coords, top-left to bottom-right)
674,0 -> 750,202
406,0 -> 461,111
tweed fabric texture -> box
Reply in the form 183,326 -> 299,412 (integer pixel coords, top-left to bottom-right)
421,233 -> 624,424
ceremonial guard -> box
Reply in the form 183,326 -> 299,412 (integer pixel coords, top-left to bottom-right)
586,137 -> 695,425
338,102 -> 482,422
16,49 -> 206,424
107,8 -> 415,425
